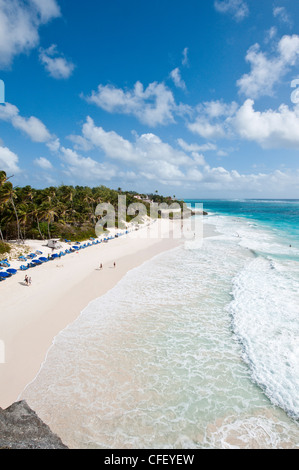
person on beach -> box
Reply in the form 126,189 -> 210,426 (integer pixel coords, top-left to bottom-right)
114,262 -> 116,268
29,277 -> 32,286
24,275 -> 29,286
100,263 -> 103,270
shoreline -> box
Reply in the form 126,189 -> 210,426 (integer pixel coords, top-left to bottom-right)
0,220 -> 217,409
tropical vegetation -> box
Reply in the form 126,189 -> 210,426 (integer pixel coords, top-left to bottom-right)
0,170 -> 183,247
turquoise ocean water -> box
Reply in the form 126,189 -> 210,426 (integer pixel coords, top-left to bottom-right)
21,200 -> 299,449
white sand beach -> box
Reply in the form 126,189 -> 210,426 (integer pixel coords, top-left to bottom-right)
0,219 -> 216,409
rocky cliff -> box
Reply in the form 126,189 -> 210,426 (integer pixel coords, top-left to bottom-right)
0,401 -> 68,449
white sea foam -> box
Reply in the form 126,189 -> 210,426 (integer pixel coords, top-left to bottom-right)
230,256 -> 299,419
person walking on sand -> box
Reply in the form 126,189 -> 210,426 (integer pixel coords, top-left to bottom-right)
113,262 -> 116,268
24,275 -> 29,286
100,263 -> 103,270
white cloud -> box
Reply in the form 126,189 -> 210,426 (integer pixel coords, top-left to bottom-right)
237,35 -> 299,98
182,47 -> 189,66
0,145 -> 20,174
188,119 -> 227,139
82,117 -> 193,168
60,116 -> 299,195
186,95 -> 299,150
198,167 -> 299,196
29,0 -> 61,23
199,100 -> 238,118
265,26 -> 277,44
177,138 -> 217,152
0,0 -> 61,68
273,6 -> 292,27
190,152 -> 206,166
60,147 -> 116,181
47,137 -> 61,153
39,44 -> 75,79
85,81 -> 178,127
63,117 -> 201,184
170,68 -> 186,90
34,156 -> 53,170
214,0 -> 249,21
0,103 -> 53,142
187,100 -> 237,139
233,99 -> 299,149
67,134 -> 93,152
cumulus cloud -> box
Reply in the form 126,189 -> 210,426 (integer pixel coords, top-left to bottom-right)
188,119 -> 227,139
60,146 -> 116,182
199,167 -> 299,196
39,44 -> 75,79
85,81 -> 179,127
0,145 -> 20,173
187,100 -> 237,139
0,0 -> 61,68
233,99 -> 299,149
0,103 -> 53,142
63,117 -> 201,184
237,35 -> 299,98
34,156 -> 53,170
57,115 -> 299,195
82,117 -> 193,168
186,95 -> 299,150
46,137 -> 61,153
214,0 -> 249,21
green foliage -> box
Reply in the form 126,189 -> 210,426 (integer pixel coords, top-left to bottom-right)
0,241 -> 11,256
54,223 -> 96,242
0,174 -> 182,242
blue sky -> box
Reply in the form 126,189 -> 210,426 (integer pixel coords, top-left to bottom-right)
0,0 -> 299,198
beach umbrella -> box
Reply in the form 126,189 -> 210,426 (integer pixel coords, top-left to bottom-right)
52,253 -> 59,258
0,272 -> 11,278
35,250 -> 42,255
39,257 -> 48,262
7,269 -> 17,275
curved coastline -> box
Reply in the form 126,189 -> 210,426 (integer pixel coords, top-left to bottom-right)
0,220 -> 216,409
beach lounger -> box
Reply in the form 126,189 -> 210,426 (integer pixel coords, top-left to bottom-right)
0,261 -> 10,267
20,265 -> 29,271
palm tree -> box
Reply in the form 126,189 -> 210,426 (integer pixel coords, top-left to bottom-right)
39,204 -> 58,240
0,171 -> 7,187
42,187 -> 57,206
0,182 -> 22,241
17,203 -> 30,240
60,185 -> 75,209
30,204 -> 45,240
0,201 -> 5,241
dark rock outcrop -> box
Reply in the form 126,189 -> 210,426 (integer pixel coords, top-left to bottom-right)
0,401 -> 68,449
191,210 -> 208,216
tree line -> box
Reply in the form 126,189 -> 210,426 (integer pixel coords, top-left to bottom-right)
0,170 -> 181,243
